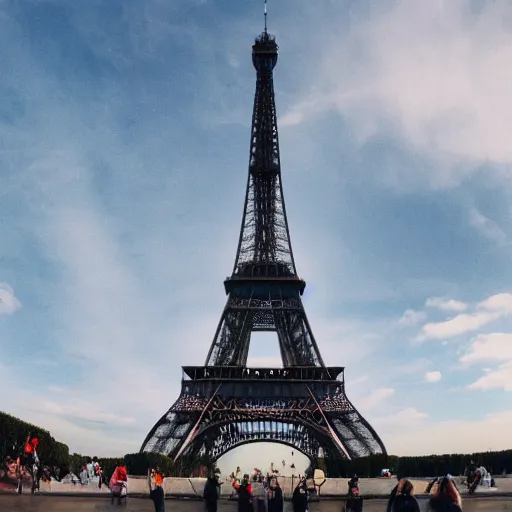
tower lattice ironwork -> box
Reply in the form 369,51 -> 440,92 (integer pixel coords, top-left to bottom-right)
141,27 -> 386,464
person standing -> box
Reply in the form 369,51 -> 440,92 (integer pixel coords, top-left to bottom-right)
203,471 -> 221,512
97,467 -> 103,489
268,478 -> 283,512
348,475 -> 359,495
389,479 -> 420,512
148,467 -> 165,512
292,477 -> 308,512
345,486 -> 363,512
232,473 -> 253,512
252,478 -> 268,512
20,432 -> 39,471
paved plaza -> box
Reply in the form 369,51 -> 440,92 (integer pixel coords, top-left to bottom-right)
1,496 -> 511,512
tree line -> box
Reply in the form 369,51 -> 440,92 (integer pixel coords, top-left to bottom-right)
0,411 -> 215,478
0,411 -> 69,469
313,450 -> 512,478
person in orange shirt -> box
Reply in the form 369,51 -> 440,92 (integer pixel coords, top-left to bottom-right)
154,469 -> 163,487
149,466 -> 165,512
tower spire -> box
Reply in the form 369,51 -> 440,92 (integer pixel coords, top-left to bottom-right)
264,0 -> 268,33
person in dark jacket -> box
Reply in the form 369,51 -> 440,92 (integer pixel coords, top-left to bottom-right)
386,475 -> 401,512
232,474 -> 253,512
344,485 -> 363,512
292,477 -> 308,512
268,478 -> 284,512
203,472 -> 221,512
347,475 -> 359,495
389,479 -> 420,512
427,476 -> 462,512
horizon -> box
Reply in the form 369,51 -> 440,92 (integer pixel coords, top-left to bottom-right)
1,0 -> 512,472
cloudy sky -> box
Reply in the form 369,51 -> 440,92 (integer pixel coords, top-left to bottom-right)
1,0 -> 512,473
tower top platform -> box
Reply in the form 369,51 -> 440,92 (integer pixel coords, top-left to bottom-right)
182,366 -> 345,382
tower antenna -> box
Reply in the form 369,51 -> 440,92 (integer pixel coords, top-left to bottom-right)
264,0 -> 268,33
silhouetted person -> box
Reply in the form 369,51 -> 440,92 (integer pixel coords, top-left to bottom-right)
292,477 -> 308,512
268,479 -> 283,512
348,474 -> 359,495
386,475 -> 401,512
390,479 -> 420,512
345,486 -> 363,512
203,472 -> 221,512
233,474 -> 253,512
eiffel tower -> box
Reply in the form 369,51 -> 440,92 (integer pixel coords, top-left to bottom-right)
141,20 -> 386,464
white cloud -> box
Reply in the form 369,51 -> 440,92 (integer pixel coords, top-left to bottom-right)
0,283 -> 22,315
425,297 -> 467,312
419,311 -> 499,340
359,388 -> 395,411
467,361 -> 512,392
419,292 -> 512,340
478,293 -> 512,314
382,410 -> 512,455
469,208 -> 508,246
39,399 -> 136,426
398,309 -> 427,325
286,1 -> 512,188
280,111 -> 304,127
375,407 -> 428,427
460,333 -> 512,364
351,375 -> 369,386
425,371 -> 442,383
461,331 -> 512,392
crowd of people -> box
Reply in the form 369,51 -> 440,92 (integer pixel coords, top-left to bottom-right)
0,432 -> 126,498
219,469 -> 311,512
223,467 -> 481,512
343,472 -> 465,512
0,431 -> 53,493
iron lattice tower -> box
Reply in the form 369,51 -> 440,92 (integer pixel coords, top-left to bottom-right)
141,27 -> 386,464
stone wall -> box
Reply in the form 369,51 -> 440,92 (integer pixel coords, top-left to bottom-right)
38,476 -> 512,497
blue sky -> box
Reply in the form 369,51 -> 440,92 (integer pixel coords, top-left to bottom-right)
1,0 -> 512,474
